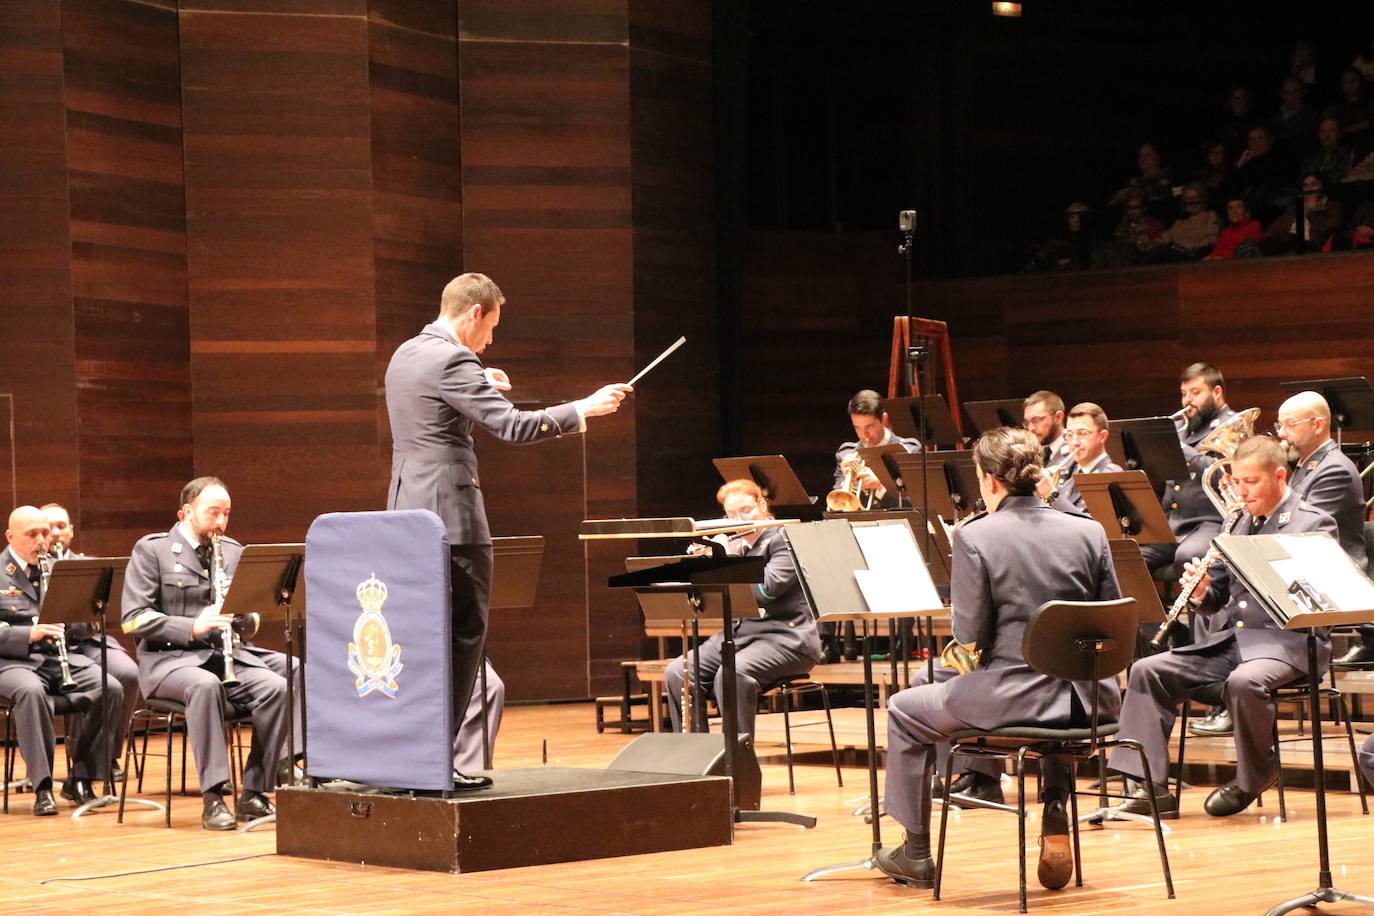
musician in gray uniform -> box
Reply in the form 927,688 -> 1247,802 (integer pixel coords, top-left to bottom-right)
664,479 -> 823,737
1275,391 -> 1373,664
876,428 -> 1121,893
122,477 -> 298,830
452,658 -> 504,773
1038,402 -> 1123,512
0,506 -> 123,815
1107,436 -> 1338,819
832,389 -> 922,510
384,272 -> 630,788
1023,390 -> 1073,471
43,502 -> 140,779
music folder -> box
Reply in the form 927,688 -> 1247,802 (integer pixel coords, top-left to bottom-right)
1213,532 -> 1374,629
1076,470 -> 1176,543
1106,416 -> 1190,482
711,455 -> 815,508
885,395 -> 963,449
784,518 -> 944,623
820,508 -> 950,590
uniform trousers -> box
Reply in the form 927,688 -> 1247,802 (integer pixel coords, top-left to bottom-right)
664,625 -> 819,736
69,640 -> 140,757
1108,640 -> 1302,794
906,664 -> 1002,781
450,545 -> 492,749
452,659 -> 504,772
0,660 -> 123,786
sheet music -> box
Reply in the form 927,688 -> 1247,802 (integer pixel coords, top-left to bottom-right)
852,524 -> 942,613
1272,534 -> 1374,611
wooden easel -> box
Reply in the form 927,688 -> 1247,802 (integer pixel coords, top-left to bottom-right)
887,316 -> 965,444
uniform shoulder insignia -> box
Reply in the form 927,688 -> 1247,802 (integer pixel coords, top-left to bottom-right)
1278,511 -> 1292,524
960,510 -> 990,527
1063,509 -> 1095,521
140,531 -> 169,544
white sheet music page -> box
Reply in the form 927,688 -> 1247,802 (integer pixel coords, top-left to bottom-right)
852,524 -> 943,614
1272,534 -> 1374,612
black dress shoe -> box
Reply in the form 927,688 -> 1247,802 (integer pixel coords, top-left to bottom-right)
237,792 -> 276,822
1112,782 -> 1179,819
1038,799 -> 1073,890
1188,707 -> 1234,736
452,771 -> 493,790
60,779 -> 95,806
1204,783 -> 1262,817
111,760 -> 125,783
1335,643 -> 1374,667
32,789 -> 58,817
202,798 -> 237,831
930,775 -> 945,798
949,771 -> 1005,804
873,845 -> 935,888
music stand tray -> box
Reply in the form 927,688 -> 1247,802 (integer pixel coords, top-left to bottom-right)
886,395 -> 962,448
1077,471 -> 1176,543
712,455 -> 816,508
1108,417 -> 1191,481
1108,539 -> 1166,624
892,450 -> 979,521
491,536 -> 544,609
1279,377 -> 1374,439
963,398 -> 1025,434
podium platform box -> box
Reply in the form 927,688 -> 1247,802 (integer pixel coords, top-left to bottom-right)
276,767 -> 732,873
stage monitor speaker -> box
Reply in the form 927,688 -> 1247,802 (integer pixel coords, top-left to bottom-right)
606,732 -> 761,811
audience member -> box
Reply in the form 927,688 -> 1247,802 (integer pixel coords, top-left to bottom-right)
1290,39 -> 1318,88
1112,193 -> 1163,253
1324,67 -> 1374,155
1110,142 -> 1174,215
1354,39 -> 1374,83
1217,87 -> 1258,156
1299,117 -> 1357,185
1192,140 -> 1239,203
1261,171 -> 1344,253
1204,199 -> 1263,260
1143,184 -> 1220,262
1326,197 -> 1374,251
1027,202 -> 1096,272
1235,126 -> 1288,222
1270,76 -> 1319,168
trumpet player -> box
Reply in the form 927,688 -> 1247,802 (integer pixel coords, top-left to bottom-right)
1023,390 -> 1072,470
122,477 -> 300,830
832,389 -> 922,510
878,429 -> 1122,893
1106,436 -> 1337,819
0,506 -> 124,815
1037,402 -> 1122,512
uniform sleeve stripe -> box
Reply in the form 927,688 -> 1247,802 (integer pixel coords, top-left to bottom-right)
122,610 -> 167,634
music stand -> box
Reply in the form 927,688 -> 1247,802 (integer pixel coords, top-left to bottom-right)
886,395 -> 962,448
479,535 -> 546,768
1280,378 -> 1374,445
1107,417 -> 1191,481
712,455 -> 816,510
218,543 -> 305,832
1210,532 -> 1374,916
963,397 -> 1026,433
1108,539 -> 1166,625
1077,471 -> 1176,543
857,443 -> 916,507
892,450 -> 979,521
39,557 -> 158,818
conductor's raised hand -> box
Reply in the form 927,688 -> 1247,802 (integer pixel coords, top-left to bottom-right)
579,383 -> 634,417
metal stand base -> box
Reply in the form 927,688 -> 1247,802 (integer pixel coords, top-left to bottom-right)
239,812 -> 275,833
739,809 -> 815,828
1081,805 -> 1173,833
1263,886 -> 1374,916
802,855 -> 877,881
72,794 -> 162,819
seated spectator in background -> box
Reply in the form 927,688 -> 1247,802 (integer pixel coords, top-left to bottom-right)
1112,193 -> 1163,254
1270,76 -> 1319,169
1205,199 -> 1263,260
1218,87 -> 1258,157
1354,39 -> 1374,83
1027,202 -> 1096,272
1326,198 -> 1374,251
1192,140 -> 1239,203
1324,67 -> 1374,156
1143,185 -> 1220,263
1290,39 -> 1318,89
1261,171 -> 1344,254
1236,126 -> 1288,223
1345,149 -> 1374,182
1110,142 -> 1174,216
1299,118 -> 1357,185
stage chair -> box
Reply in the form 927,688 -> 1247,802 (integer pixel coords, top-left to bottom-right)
933,597 -> 1174,913
116,696 -> 251,828
761,675 -> 843,794
1,694 -> 79,814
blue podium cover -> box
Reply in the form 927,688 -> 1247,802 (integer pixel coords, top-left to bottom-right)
305,509 -> 453,790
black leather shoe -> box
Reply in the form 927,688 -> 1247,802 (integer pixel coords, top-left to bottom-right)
60,779 -> 95,806
111,760 -> 125,783
452,771 -> 493,790
32,789 -> 58,817
873,845 -> 935,888
1335,643 -> 1374,667
202,798 -> 237,830
1204,783 -> 1262,817
1113,783 -> 1179,819
930,775 -> 945,798
237,792 -> 276,822
1188,707 -> 1234,736
1038,799 -> 1073,890
949,771 -> 1005,805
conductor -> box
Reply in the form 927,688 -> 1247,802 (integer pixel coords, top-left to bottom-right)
384,272 -> 631,789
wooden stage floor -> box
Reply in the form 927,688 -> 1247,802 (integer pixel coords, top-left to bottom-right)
6,701 -> 1374,915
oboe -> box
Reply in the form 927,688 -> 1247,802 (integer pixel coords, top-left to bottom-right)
37,548 -> 78,692
208,533 -> 241,687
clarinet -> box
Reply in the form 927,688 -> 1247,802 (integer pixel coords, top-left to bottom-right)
208,533 -> 241,687
37,548 -> 79,692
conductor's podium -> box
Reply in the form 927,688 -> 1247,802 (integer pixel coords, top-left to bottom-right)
276,767 -> 733,873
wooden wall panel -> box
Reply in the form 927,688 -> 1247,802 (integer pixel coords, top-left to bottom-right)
179,3 -> 380,544
62,0 -> 191,555
0,0 -> 80,511
459,0 -> 636,699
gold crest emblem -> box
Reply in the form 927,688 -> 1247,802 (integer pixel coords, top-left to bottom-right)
346,572 -> 403,698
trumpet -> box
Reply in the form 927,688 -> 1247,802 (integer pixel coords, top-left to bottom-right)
208,533 -> 241,687
827,454 -> 872,512
37,548 -> 78,693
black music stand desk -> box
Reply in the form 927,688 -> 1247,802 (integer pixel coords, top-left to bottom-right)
856,443 -> 916,508
1077,471 -> 1176,543
712,455 -> 816,511
220,543 -> 305,832
892,450 -> 980,521
1213,531 -> 1374,916
1108,539 -> 1166,625
886,395 -> 963,449
1107,416 -> 1191,481
963,397 -> 1025,434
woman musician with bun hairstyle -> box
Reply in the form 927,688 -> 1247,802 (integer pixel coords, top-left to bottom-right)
876,427 -> 1122,894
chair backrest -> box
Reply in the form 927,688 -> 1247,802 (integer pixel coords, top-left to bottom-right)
1021,597 -> 1138,683
1363,520 -> 1374,573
